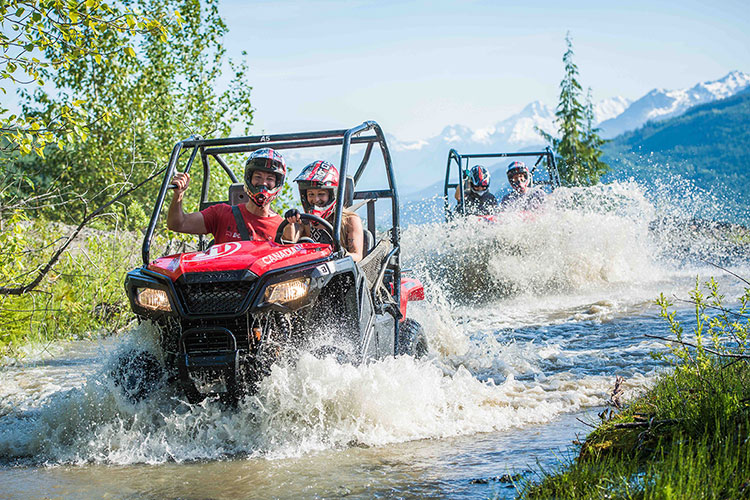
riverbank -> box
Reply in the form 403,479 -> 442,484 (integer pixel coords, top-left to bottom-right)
519,282 -> 750,499
0,217 -> 144,358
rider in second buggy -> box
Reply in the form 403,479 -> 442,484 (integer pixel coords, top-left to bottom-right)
499,160 -> 546,211
282,160 -> 365,262
453,164 -> 497,216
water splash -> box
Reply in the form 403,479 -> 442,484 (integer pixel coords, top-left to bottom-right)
403,180 -> 749,305
0,320 -> 625,465
0,178 -> 746,466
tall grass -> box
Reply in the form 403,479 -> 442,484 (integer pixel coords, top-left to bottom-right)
520,278 -> 750,500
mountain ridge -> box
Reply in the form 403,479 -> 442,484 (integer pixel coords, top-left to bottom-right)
392,70 -> 749,196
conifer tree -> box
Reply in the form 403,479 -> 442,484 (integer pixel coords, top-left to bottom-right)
581,87 -> 610,183
538,34 -> 610,185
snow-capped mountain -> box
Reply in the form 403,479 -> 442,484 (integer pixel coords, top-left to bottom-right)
393,100 -> 555,154
339,70 -> 750,202
594,96 -> 632,123
598,70 -> 750,138
387,70 -> 750,197
382,101 -> 557,194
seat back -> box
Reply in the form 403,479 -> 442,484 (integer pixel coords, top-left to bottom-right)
229,183 -> 248,205
362,228 -> 375,257
343,176 -> 355,208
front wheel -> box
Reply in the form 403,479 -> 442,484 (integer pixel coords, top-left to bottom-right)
397,319 -> 428,358
110,350 -> 165,403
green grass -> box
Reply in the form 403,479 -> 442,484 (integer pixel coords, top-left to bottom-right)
520,278 -> 750,500
523,420 -> 750,499
521,363 -> 750,499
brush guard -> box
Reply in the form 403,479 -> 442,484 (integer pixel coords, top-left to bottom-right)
178,327 -> 241,396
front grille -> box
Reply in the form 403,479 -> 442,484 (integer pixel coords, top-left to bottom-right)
182,329 -> 235,355
176,281 -> 254,315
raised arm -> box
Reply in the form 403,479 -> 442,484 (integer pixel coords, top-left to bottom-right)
166,172 -> 208,234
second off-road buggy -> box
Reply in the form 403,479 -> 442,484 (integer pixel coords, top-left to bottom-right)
121,121 -> 427,403
443,147 -> 562,221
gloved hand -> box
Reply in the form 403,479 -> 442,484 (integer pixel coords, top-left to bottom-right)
284,208 -> 301,224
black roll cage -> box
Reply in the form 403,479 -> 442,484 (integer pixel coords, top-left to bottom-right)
141,121 -> 400,272
443,147 -> 561,221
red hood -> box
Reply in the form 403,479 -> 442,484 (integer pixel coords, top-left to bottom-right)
148,240 -> 332,281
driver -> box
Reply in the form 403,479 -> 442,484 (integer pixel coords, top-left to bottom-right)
499,161 -> 545,211
167,148 -> 285,243
282,160 -> 365,262
454,164 -> 497,216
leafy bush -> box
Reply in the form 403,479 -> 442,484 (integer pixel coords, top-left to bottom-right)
0,216 -> 141,357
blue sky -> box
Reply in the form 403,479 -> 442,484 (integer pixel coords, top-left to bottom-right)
224,0 -> 749,140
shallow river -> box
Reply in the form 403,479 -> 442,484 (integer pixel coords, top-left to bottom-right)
1,182 -> 748,499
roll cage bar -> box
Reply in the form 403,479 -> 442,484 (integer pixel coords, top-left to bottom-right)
141,120 -> 400,269
443,147 -> 561,221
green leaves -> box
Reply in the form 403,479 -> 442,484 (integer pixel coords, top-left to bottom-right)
4,0 -> 254,223
0,0 -> 172,158
657,277 -> 750,373
0,216 -> 141,355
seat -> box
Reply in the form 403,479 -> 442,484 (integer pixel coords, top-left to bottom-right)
341,175 -> 374,257
343,176 -> 355,208
362,228 -> 375,257
229,183 -> 248,205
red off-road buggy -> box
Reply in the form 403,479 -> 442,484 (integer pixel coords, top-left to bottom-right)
122,121 -> 427,403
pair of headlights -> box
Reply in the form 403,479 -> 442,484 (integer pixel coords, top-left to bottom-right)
135,278 -> 311,312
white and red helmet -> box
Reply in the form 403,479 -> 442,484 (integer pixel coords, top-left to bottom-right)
244,148 -> 286,207
294,160 -> 339,220
507,161 -> 532,194
469,165 -> 491,195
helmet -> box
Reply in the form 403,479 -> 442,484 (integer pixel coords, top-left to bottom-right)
506,161 -> 532,193
468,165 -> 490,195
294,160 -> 339,220
244,148 -> 286,207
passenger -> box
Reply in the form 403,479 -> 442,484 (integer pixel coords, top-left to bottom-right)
454,164 -> 497,216
499,161 -> 545,211
167,148 -> 285,243
282,160 -> 365,262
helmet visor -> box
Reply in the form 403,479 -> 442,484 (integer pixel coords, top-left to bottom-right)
246,157 -> 282,172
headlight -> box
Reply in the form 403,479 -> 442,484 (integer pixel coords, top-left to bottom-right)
136,288 -> 172,311
264,278 -> 310,305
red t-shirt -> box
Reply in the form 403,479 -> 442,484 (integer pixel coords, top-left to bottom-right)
200,203 -> 282,244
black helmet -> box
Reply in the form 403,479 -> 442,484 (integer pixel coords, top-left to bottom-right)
244,148 -> 286,206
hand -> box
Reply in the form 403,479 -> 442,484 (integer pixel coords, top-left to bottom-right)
284,208 -> 301,224
171,172 -> 190,198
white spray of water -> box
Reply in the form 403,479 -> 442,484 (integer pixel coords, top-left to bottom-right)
403,182 -> 667,302
0,179 -> 746,465
0,320 -> 622,465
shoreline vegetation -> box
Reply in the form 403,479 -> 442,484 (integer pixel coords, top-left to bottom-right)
519,278 -> 750,500
0,218 -> 137,356
0,217 -> 190,358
